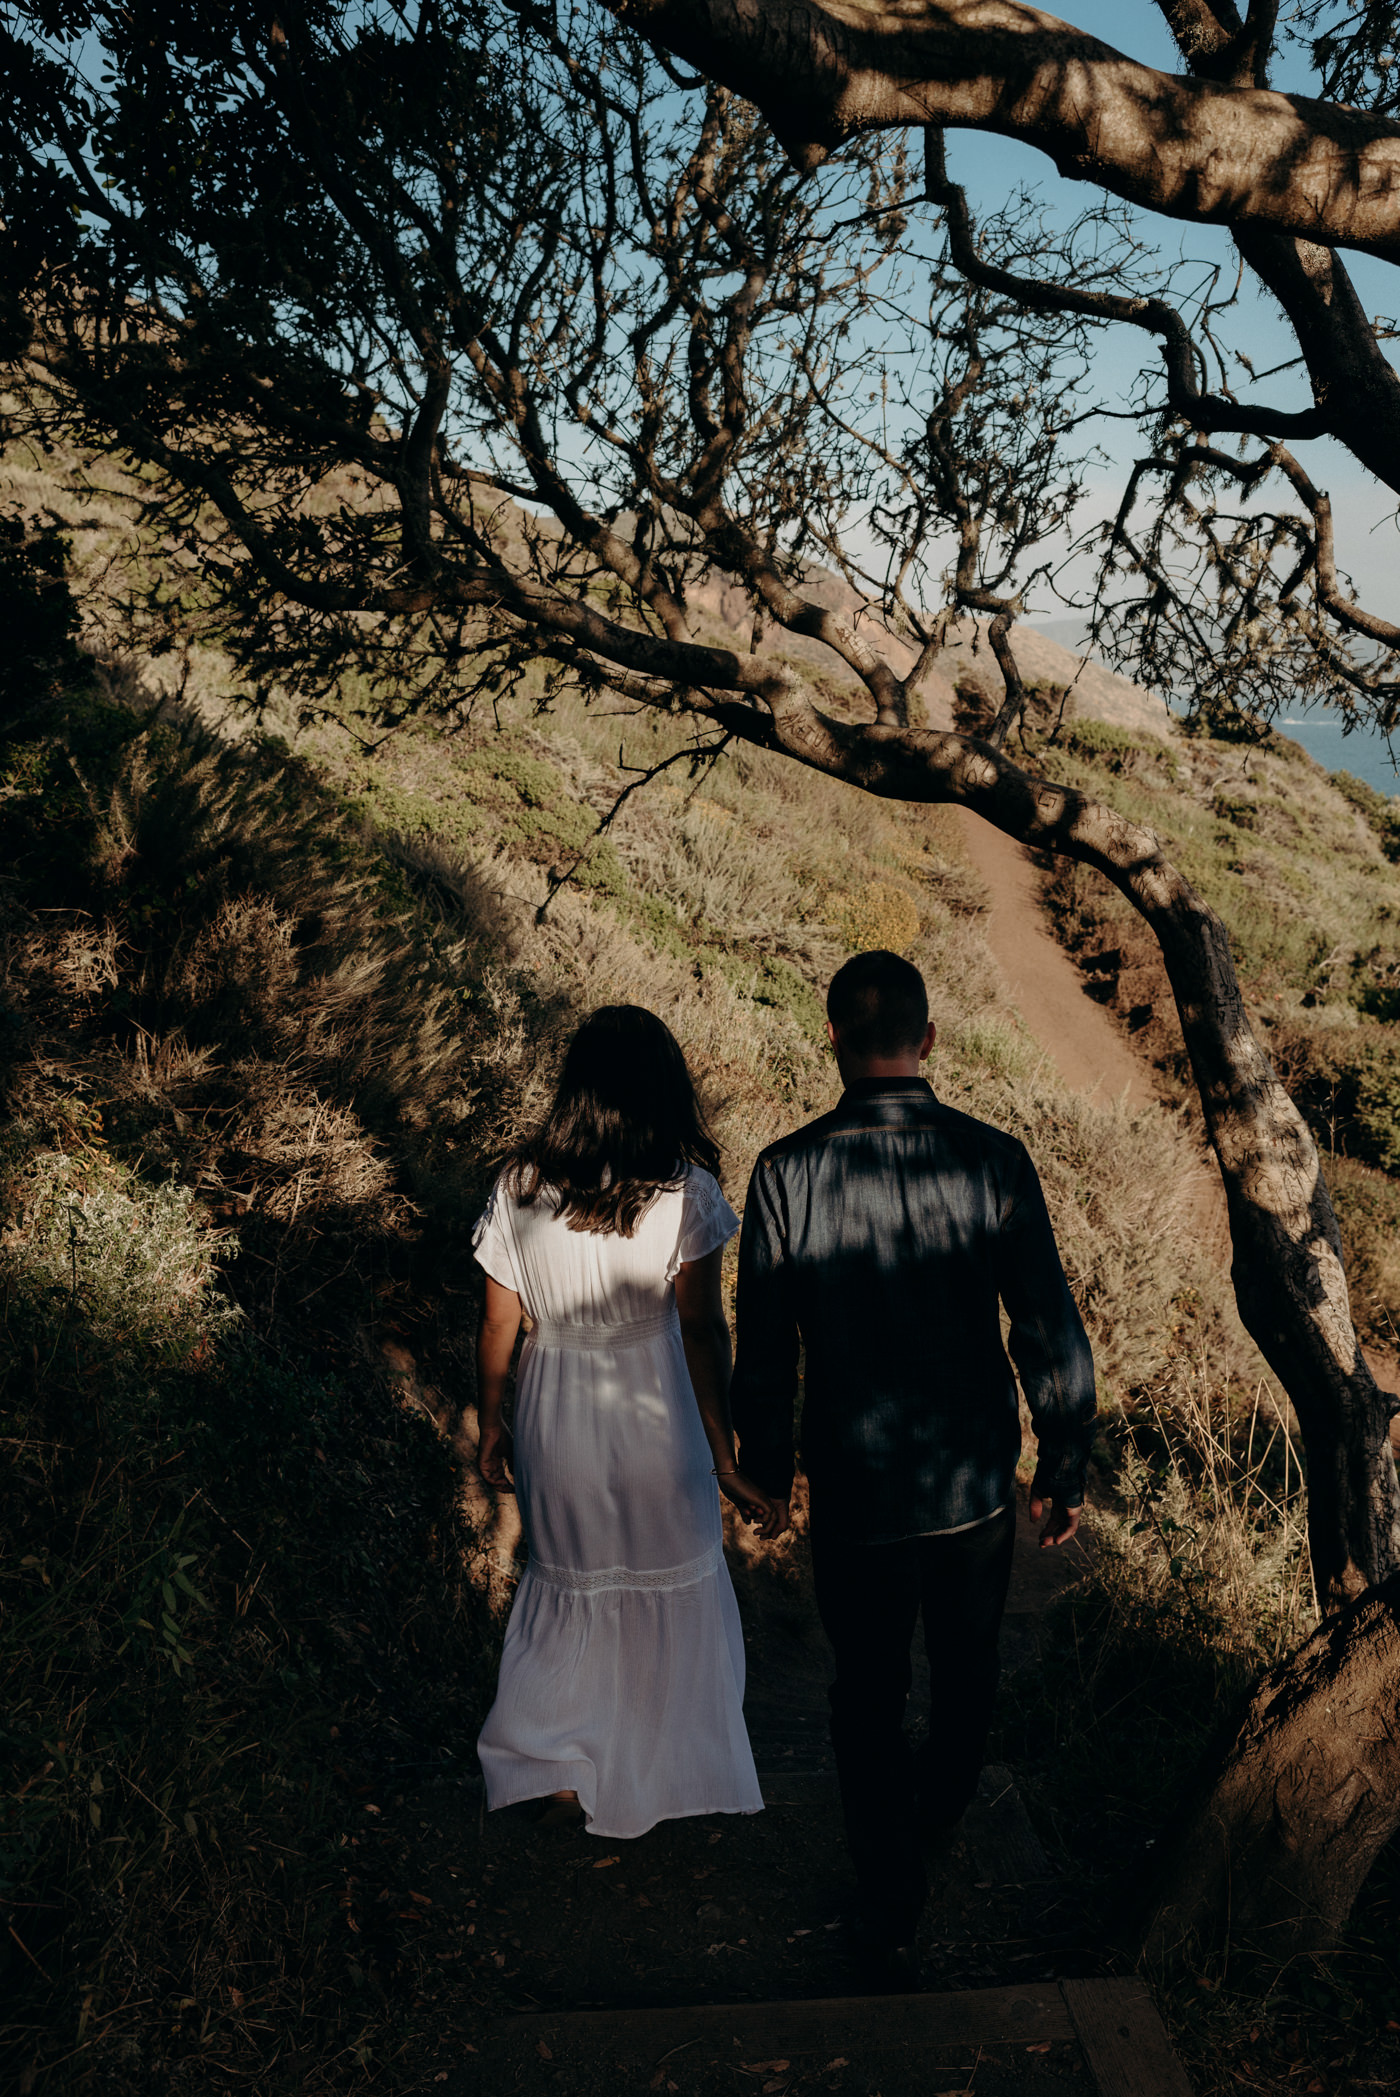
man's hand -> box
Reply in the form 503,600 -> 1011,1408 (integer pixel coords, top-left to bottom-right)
1029,1488 -> 1081,1549
718,1471 -> 790,1541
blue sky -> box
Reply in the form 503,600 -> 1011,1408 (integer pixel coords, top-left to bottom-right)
940,1 -> 1400,621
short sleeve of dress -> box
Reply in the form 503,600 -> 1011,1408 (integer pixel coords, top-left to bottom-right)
666,1167 -> 741,1280
472,1177 -> 521,1293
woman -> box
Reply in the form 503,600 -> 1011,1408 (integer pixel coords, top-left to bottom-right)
473,1005 -> 781,1839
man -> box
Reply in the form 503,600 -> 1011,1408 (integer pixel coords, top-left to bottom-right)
730,949 -> 1095,1981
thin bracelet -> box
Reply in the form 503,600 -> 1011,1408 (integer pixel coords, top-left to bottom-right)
712,1465 -> 740,1476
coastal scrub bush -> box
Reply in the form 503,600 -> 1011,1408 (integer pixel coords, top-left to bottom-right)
348,738 -> 625,894
1060,717 -> 1143,768
1326,1153 -> 1400,1345
1333,769 -> 1400,863
0,1136 -> 237,1362
831,878 -> 921,953
1264,1013 -> 1400,1176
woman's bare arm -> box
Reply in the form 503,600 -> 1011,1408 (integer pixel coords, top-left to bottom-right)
675,1247 -> 788,1541
476,1273 -> 523,1490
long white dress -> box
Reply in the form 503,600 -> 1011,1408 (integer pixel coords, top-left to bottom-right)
472,1165 -> 762,1839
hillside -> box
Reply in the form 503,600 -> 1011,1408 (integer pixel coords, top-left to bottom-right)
1007,709 -> 1400,1349
4,469 -> 1400,2092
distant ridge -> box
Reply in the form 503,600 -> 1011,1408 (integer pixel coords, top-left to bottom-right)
685,557 -> 1176,744
936,618 -> 1174,743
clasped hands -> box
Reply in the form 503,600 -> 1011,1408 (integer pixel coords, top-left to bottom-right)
715,1468 -> 789,1542
477,1424 -> 790,1543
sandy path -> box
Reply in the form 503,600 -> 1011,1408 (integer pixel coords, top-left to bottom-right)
951,808 -> 1233,1267
951,811 -> 1400,1424
951,810 -> 1156,1113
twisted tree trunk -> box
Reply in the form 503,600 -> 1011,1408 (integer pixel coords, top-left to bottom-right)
1135,1572 -> 1400,1961
701,694 -> 1400,1957
726,692 -> 1400,1607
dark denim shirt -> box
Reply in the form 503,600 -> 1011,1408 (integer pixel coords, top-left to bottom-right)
729,1078 -> 1096,1542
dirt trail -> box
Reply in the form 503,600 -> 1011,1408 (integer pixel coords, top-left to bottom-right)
950,807 -> 1237,1280
950,811 -> 1155,1114
949,811 -> 1400,1426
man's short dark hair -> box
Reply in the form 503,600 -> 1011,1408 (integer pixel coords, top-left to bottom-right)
827,951 -> 930,1057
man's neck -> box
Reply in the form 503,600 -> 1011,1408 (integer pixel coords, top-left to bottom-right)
837,1059 -> 927,1088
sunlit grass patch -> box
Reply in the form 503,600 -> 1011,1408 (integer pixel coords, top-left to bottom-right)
1,1135 -> 237,1361
829,876 -> 922,953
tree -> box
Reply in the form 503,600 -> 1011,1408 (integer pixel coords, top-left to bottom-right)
2,0 -> 1399,1956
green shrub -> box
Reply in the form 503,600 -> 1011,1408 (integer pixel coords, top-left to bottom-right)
0,1138 -> 237,1361
1327,1151 -> 1400,1346
1333,769 -> 1400,863
350,739 -> 626,894
1212,789 -> 1259,830
1355,1037 -> 1400,1172
1062,717 -> 1143,763
831,878 -> 921,953
1266,1013 -> 1400,1174
456,744 -> 624,888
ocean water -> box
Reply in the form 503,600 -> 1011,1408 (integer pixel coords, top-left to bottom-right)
1270,714 -> 1400,797
1027,622 -> 1400,796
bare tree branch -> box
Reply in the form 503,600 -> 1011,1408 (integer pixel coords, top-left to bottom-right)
610,0 -> 1400,261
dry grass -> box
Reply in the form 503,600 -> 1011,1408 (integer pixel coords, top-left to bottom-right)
3,473 -> 1384,2085
1030,717 -> 1400,1347
0,692 -> 558,2093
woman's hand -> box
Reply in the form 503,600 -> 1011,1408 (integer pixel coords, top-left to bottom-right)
718,1470 -> 789,1541
477,1419 -> 516,1493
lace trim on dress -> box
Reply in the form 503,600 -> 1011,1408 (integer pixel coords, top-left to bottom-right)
526,1306 -> 680,1351
525,1540 -> 723,1594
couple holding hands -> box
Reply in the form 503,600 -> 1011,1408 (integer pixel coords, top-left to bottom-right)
472,951 -> 1094,1972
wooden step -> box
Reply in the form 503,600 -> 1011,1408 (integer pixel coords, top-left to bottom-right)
1062,1979 -> 1196,2097
486,1976 -> 1193,2096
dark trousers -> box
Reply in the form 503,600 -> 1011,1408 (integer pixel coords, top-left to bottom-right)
810,1502 -> 1017,1944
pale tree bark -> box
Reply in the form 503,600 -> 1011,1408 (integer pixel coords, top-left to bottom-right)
611,0 -> 1400,261
707,683 -> 1400,1611
1135,1570 -> 1400,1960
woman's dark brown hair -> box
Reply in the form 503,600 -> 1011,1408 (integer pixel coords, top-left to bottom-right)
505,1005 -> 720,1235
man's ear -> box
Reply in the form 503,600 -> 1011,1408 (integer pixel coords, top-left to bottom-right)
825,1019 -> 838,1051
919,1021 -> 937,1060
